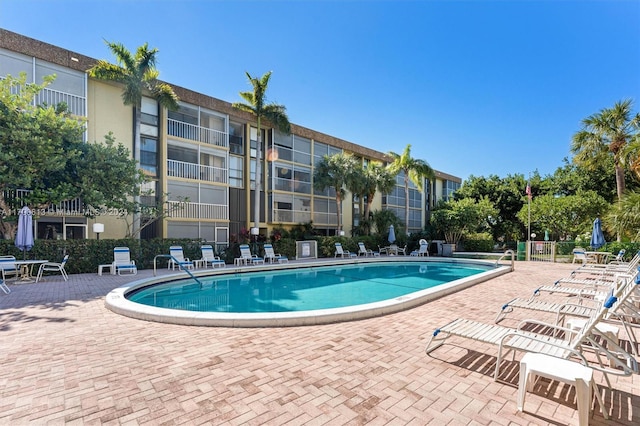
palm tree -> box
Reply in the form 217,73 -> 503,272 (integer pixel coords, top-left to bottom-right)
387,144 -> 434,235
606,191 -> 640,241
571,99 -> 640,202
88,41 -> 179,166
363,162 -> 396,219
233,71 -> 291,232
313,153 -> 358,233
88,41 -> 179,235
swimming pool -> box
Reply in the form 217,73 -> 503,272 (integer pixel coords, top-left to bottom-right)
106,257 -> 511,327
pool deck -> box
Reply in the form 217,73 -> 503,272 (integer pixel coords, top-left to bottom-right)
1,260 -> 638,424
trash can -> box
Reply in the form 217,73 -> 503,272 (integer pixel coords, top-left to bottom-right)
517,241 -> 526,261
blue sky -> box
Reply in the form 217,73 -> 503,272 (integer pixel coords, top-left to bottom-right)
1,0 -> 639,181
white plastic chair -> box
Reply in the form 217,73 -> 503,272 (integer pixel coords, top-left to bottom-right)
335,243 -> 356,258
36,255 -> 69,282
0,255 -> 19,281
113,247 -> 137,275
411,239 -> 429,256
237,244 -> 264,265
199,245 -> 225,268
264,244 -> 288,263
168,246 -> 193,270
357,242 -> 379,257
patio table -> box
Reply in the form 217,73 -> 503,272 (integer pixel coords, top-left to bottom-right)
14,259 -> 49,282
585,251 -> 612,264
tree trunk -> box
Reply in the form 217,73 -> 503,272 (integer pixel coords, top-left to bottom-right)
133,106 -> 142,239
614,163 -> 626,201
253,116 -> 262,233
335,193 -> 342,234
404,173 -> 410,235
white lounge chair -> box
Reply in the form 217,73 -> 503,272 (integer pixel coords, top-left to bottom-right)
609,249 -> 626,264
264,244 -> 288,263
335,243 -> 356,258
357,242 -> 379,257
168,246 -> 194,270
198,245 -> 226,268
0,279 -> 10,294
495,274 -> 640,355
36,255 -> 69,282
0,255 -> 19,281
237,244 -> 264,266
411,239 -> 429,256
426,279 -> 639,383
113,247 -> 137,275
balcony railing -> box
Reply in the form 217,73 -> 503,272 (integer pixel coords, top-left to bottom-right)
166,201 -> 228,220
35,87 -> 86,116
273,209 -> 312,224
167,159 -> 227,183
167,118 -> 228,148
0,77 -> 87,117
3,190 -> 85,216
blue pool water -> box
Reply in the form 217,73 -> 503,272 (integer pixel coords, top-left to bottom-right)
127,261 -> 491,313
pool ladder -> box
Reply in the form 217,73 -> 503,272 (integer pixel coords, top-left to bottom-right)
153,254 -> 203,286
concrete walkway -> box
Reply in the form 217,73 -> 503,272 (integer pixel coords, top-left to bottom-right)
1,261 -> 638,425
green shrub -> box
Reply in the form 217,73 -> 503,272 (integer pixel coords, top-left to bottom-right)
461,233 -> 494,252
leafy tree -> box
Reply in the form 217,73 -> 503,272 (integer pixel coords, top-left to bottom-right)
88,41 -> 179,235
387,144 -> 434,234
233,71 -> 291,232
313,153 -> 358,233
430,197 -> 497,246
516,191 -> 609,241
454,174 -> 529,242
0,74 -> 82,237
547,157 -> 619,202
0,73 -> 147,239
571,99 -> 640,202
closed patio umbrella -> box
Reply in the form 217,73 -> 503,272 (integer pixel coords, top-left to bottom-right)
388,224 -> 396,244
590,217 -> 605,250
15,206 -> 34,259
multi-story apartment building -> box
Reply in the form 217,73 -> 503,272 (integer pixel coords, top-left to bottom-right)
0,29 -> 461,246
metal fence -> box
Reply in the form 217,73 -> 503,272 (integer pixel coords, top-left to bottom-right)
527,240 -> 556,262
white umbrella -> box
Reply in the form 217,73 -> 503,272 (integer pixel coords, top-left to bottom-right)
388,225 -> 396,244
15,206 -> 34,260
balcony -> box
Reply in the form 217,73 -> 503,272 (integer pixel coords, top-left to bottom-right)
167,159 -> 227,184
0,78 -> 87,117
36,87 -> 86,116
4,189 -> 85,216
167,119 -> 228,148
273,209 -> 312,224
166,201 -> 228,220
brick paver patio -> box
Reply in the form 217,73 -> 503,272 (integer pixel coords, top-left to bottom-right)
1,261 -> 638,425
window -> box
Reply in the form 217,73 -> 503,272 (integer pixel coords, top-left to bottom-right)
229,122 -> 244,155
229,156 -> 243,188
168,105 -> 198,125
140,137 -> 158,175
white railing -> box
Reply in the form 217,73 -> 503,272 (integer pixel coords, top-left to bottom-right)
35,87 -> 86,116
167,119 -> 228,148
274,210 -> 312,224
167,160 -> 227,183
528,241 -> 556,262
0,77 -> 86,117
166,201 -> 228,220
4,190 -> 85,216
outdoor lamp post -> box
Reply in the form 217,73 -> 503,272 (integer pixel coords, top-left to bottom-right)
93,223 -> 104,240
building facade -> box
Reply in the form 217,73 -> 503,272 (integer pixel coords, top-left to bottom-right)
0,29 -> 461,246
